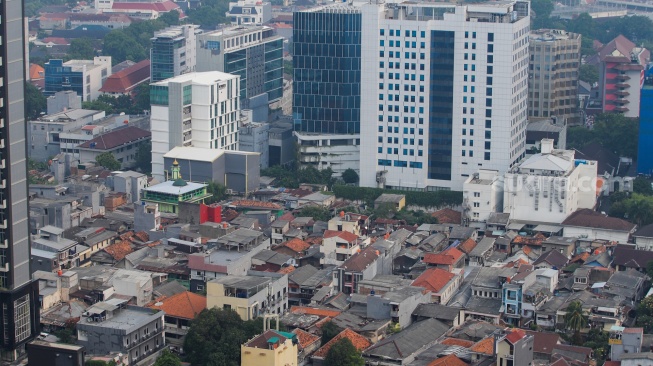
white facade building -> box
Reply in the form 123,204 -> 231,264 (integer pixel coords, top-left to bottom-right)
503,139 -> 598,224
150,72 -> 240,181
463,169 -> 503,229
359,1 -> 530,191
226,0 -> 272,25
295,133 -> 361,177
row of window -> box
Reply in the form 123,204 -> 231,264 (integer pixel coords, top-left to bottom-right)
380,94 -> 425,103
378,147 -> 424,156
378,126 -> 423,135
378,159 -> 423,168
379,115 -> 425,124
380,29 -> 426,38
380,51 -> 426,60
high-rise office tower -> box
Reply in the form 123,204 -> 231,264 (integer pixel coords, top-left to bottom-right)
292,5 -> 362,175
151,25 -> 202,83
196,26 -> 283,109
0,0 -> 41,360
359,1 -> 530,191
528,29 -> 581,124
150,72 -> 240,181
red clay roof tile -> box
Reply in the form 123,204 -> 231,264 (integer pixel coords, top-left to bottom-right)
103,240 -> 133,261
428,354 -> 469,366
423,247 -> 464,266
412,267 -> 456,293
313,329 -> 371,358
431,208 -> 462,224
470,337 -> 494,355
148,291 -> 206,320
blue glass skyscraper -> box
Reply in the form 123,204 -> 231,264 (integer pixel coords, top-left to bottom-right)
292,7 -> 362,134
638,70 -> 653,175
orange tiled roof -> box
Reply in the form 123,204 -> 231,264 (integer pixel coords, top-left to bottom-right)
134,231 -> 149,242
470,337 -> 494,355
458,238 -> 477,254
223,208 -> 240,221
505,328 -> 526,344
29,64 -> 45,80
431,208 -> 462,224
291,306 -> 341,318
103,240 -> 133,261
148,291 -> 207,320
512,235 -> 545,246
292,328 -> 320,349
231,200 -> 282,210
412,267 -> 456,293
571,252 -> 590,263
283,238 -> 311,253
423,247 -> 464,266
278,266 -> 295,275
323,230 -> 359,243
313,329 -> 371,358
440,338 -> 475,348
428,354 -> 469,366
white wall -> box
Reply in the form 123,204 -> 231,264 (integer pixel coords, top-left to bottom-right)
563,226 -> 631,243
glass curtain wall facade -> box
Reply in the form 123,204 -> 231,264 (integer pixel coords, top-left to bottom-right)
0,0 -> 41,360
151,37 -> 185,82
638,76 -> 653,175
428,30 -> 455,181
44,60 -> 83,97
293,9 -> 362,134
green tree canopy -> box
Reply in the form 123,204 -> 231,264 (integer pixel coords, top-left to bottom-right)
95,152 -> 121,171
68,38 -> 96,60
610,193 -> 653,227
566,114 -> 638,159
25,82 -> 46,120
341,168 -> 359,184
321,321 -> 341,345
579,64 -> 599,84
633,176 -> 653,196
184,308 -> 264,366
298,205 -> 332,222
565,301 -> 588,344
206,181 -> 228,204
153,349 -> 181,366
134,141 -> 152,174
324,338 -> 365,366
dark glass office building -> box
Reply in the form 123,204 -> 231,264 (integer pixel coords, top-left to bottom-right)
44,59 -> 84,97
0,0 -> 41,360
293,8 -> 361,134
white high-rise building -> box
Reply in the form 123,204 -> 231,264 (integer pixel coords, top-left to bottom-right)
150,72 -> 240,181
359,1 -> 531,191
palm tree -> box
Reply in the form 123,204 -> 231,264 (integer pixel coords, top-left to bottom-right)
565,301 -> 588,344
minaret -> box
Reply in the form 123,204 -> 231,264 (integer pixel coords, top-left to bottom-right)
171,159 -> 181,180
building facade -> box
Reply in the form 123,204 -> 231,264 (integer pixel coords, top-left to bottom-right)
150,71 -> 240,181
196,26 -> 283,108
359,1 -> 531,191
503,139 -> 598,224
463,169 -> 503,228
638,74 -> 653,175
597,35 -> 649,118
151,25 -> 201,83
528,29 -> 581,124
44,57 -> 112,101
226,0 -> 272,25
293,5 -> 362,176
0,3 -> 41,360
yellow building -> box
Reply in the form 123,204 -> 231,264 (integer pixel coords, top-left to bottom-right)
241,329 -> 298,366
207,275 -> 288,321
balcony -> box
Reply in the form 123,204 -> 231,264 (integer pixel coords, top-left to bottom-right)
0,199 -> 6,209
614,90 -> 630,97
0,263 -> 9,272
0,239 -> 7,249
614,106 -> 630,112
0,220 -> 7,229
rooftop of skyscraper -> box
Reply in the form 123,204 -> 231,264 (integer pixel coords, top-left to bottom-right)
150,71 -> 238,86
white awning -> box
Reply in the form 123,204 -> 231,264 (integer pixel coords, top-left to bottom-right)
507,222 -> 525,230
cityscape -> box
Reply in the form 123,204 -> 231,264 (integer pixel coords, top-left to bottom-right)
0,0 -> 652,364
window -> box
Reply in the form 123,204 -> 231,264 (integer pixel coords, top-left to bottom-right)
486,99 -> 492,107
380,29 -> 385,35
487,66 -> 493,74
485,130 -> 491,138
485,141 -> 491,149
486,87 -> 492,96
485,152 -> 491,160
488,44 -> 493,53
488,33 -> 494,42
473,202 -> 480,207
487,55 -> 493,63
487,76 -> 493,85
485,120 -> 491,128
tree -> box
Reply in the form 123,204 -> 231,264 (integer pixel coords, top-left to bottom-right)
158,10 -> 180,26
633,176 -> 653,196
25,82 -> 46,120
646,261 -> 653,280
95,152 -> 121,171
206,181 -> 228,204
565,301 -> 588,345
132,83 -> 151,113
579,64 -> 599,84
68,38 -> 95,60
341,168 -> 359,184
134,142 -> 152,174
153,349 -> 181,366
184,308 -> 264,366
324,338 -> 365,366
103,30 -> 148,64
566,126 -> 597,151
321,321 -> 341,345
299,205 -> 332,222
592,113 -> 639,159
82,99 -> 115,114
637,296 -> 653,332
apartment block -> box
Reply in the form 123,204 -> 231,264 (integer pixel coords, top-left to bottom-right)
359,1 -> 530,191
149,71 -> 240,181
528,29 -> 581,124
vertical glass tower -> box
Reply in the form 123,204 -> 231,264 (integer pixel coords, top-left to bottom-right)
292,7 -> 362,134
0,0 -> 41,360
